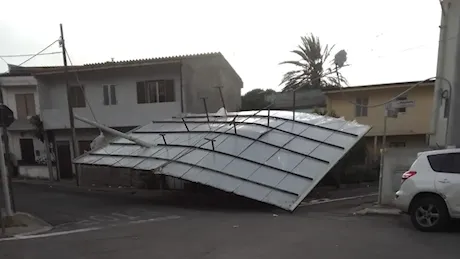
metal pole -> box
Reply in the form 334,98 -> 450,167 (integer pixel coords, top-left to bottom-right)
201,97 -> 210,122
60,24 -> 80,186
0,84 -> 15,212
292,91 -> 296,120
1,208 -> 5,235
378,114 -> 388,205
43,131 -> 54,181
0,128 -> 12,216
447,17 -> 460,147
214,86 -> 227,112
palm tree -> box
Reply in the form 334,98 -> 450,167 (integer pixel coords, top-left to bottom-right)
279,33 -> 348,92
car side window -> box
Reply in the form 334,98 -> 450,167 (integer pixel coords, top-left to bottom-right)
427,153 -> 460,174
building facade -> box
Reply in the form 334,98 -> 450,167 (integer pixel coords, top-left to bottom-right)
323,80 -> 435,160
0,74 -> 57,179
12,52 -> 243,180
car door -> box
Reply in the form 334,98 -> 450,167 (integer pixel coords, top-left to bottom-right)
432,152 -> 460,215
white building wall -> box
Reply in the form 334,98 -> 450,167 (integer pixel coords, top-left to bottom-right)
1,85 -> 39,119
0,77 -> 43,164
38,65 -> 183,130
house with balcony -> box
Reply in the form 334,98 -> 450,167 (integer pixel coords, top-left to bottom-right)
10,52 -> 242,180
323,80 -> 435,161
0,72 -> 57,179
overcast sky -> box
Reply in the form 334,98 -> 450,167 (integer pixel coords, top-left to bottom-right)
0,0 -> 441,94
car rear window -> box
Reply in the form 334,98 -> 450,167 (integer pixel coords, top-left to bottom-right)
427,153 -> 460,173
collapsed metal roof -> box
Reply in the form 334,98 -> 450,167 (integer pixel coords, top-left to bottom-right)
73,110 -> 371,211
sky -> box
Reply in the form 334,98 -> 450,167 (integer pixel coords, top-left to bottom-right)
0,0 -> 441,94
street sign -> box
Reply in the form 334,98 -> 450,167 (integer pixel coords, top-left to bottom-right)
0,105 -> 14,127
384,103 -> 398,118
391,100 -> 415,109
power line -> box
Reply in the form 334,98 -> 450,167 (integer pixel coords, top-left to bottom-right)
18,39 -> 60,66
0,51 -> 61,58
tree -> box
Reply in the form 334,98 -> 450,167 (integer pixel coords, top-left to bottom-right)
241,88 -> 276,110
279,33 -> 348,92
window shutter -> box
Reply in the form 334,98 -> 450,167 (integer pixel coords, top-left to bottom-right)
25,94 -> 36,116
110,85 -> 117,105
103,85 -> 109,105
137,82 -> 146,104
165,80 -> 175,102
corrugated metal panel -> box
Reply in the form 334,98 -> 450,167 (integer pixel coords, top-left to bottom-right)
73,110 -> 371,211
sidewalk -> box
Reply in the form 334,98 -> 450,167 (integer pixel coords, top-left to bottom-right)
12,179 -> 158,198
1,212 -> 52,238
353,202 -> 402,216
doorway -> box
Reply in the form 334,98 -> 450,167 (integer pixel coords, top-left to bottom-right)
19,138 -> 35,164
56,141 -> 73,179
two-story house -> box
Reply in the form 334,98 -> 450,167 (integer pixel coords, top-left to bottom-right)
10,52 -> 243,180
323,80 -> 435,160
0,72 -> 56,179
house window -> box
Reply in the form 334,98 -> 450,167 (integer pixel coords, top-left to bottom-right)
136,80 -> 175,104
15,93 -> 36,119
103,85 -> 117,105
355,97 -> 368,117
396,95 -> 407,113
444,97 -> 450,118
69,86 -> 86,108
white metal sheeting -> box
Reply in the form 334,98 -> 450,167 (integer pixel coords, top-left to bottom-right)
73,110 -> 371,211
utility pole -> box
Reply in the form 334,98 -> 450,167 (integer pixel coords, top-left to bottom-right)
60,23 -> 80,186
0,83 -> 14,217
447,18 -> 460,147
0,83 -> 15,213
0,127 -> 12,216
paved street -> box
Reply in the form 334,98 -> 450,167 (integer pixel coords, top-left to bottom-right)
2,182 -> 199,232
1,211 -> 460,258
0,182 -> 459,258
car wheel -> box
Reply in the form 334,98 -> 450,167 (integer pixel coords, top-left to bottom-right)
410,196 -> 449,232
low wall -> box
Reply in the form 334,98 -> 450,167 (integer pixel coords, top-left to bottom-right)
18,165 -> 57,180
79,165 -> 188,189
381,147 -> 431,205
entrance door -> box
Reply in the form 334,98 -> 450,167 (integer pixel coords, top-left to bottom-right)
19,139 -> 35,164
56,141 -> 73,179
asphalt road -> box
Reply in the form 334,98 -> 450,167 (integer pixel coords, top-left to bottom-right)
1,211 -> 460,258
0,182 -> 459,258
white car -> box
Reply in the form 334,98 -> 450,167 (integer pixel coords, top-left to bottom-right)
394,148 -> 460,232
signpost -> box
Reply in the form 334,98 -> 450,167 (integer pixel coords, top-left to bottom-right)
391,100 -> 415,109
0,105 -> 14,128
378,99 -> 415,204
0,104 -> 14,216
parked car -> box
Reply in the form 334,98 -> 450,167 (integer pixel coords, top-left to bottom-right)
394,148 -> 460,232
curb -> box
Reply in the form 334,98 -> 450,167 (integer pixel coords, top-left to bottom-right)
13,180 -> 154,197
353,207 -> 402,216
1,212 -> 53,239
300,193 -> 378,207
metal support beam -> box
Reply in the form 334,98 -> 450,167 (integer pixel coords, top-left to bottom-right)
201,97 -> 210,123
214,86 -> 227,113
74,114 -> 153,147
160,134 -> 167,145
